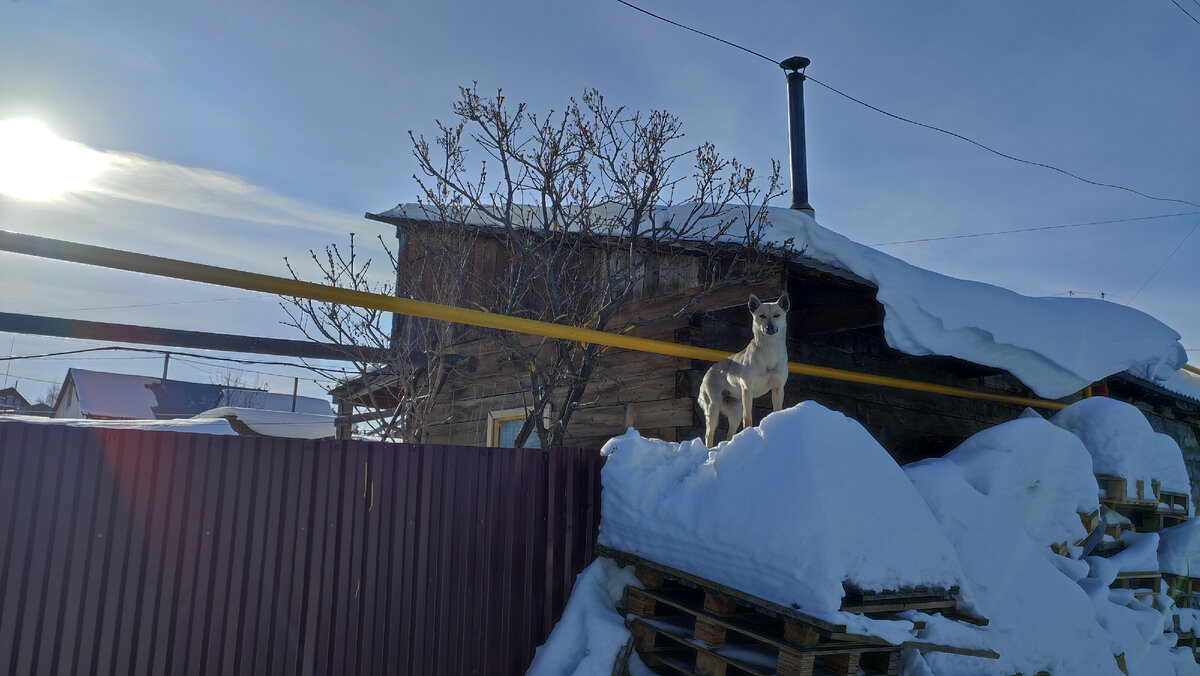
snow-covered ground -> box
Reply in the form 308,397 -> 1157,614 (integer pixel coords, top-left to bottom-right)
528,398 -> 1200,676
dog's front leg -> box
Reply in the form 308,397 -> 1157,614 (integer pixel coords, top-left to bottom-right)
771,384 -> 784,412
740,384 -> 754,432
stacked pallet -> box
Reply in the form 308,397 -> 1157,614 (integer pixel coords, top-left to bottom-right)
599,545 -> 996,676
1086,474 -> 1200,665
1096,475 -> 1191,534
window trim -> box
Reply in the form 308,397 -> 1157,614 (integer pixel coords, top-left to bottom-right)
486,406 -> 549,448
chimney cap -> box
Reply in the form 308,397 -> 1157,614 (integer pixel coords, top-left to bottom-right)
780,56 -> 811,73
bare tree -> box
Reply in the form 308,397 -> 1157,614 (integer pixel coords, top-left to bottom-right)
37,382 -> 61,407
280,232 -> 470,442
400,86 -> 792,447
209,368 -> 268,408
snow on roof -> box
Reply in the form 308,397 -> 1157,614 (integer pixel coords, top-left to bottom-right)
216,389 -> 332,415
763,208 -> 1188,400
377,203 -> 1191,401
1,413 -> 236,435
59,369 -> 332,420
194,406 -> 335,439
66,368 -> 162,419
1050,396 -> 1191,496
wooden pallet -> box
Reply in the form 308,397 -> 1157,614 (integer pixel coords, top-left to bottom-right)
1097,475 -> 1160,511
1158,488 -> 1191,518
626,588 -> 904,676
600,545 -> 996,676
841,583 -> 959,616
1165,575 -> 1200,612
1112,571 -> 1162,602
1174,632 -> 1200,662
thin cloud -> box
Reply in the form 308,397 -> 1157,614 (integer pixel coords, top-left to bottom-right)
86,149 -> 361,236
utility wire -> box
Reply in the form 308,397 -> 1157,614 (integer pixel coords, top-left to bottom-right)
614,0 -> 777,63
1171,0 -> 1200,26
0,345 -> 336,373
870,212 -> 1200,246
614,0 -> 1200,210
1127,219 -> 1200,302
43,296 -> 263,314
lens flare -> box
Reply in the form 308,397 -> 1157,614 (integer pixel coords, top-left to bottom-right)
0,119 -> 106,201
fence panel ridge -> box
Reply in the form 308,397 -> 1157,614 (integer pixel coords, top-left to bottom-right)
0,420 -> 603,675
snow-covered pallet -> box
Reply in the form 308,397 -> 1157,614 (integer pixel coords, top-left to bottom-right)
1095,475 -> 1192,533
600,545 -> 996,676
1165,574 -> 1200,603
1097,475 -> 1160,511
1111,571 -> 1163,602
1173,632 -> 1200,662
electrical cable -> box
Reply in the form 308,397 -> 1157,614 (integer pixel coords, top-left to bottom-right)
869,212 -> 1200,246
1127,219 -> 1200,302
613,0 -> 1200,210
43,296 -> 264,314
1171,0 -> 1200,26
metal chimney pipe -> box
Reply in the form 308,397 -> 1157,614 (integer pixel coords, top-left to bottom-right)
781,56 -> 814,215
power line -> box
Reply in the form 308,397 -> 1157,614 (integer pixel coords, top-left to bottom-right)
0,345 -> 335,375
43,296 -> 264,314
1171,0 -> 1200,26
614,0 -> 777,63
870,212 -> 1200,246
614,0 -> 1200,210
1127,219 -> 1200,302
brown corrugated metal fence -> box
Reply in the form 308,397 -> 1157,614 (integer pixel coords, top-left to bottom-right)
0,421 -> 604,675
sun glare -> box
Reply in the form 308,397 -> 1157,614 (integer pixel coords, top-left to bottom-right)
0,119 -> 106,201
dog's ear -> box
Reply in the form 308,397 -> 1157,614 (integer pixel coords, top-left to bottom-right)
778,293 -> 790,312
748,294 -> 761,313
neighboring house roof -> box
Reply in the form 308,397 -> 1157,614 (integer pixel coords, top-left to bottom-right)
372,203 -> 1191,402
54,368 -> 332,420
0,387 -> 31,410
215,389 -> 333,414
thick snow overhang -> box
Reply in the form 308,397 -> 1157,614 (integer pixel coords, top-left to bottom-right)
366,203 -> 1189,401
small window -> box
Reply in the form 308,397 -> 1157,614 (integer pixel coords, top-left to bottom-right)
487,407 -> 542,448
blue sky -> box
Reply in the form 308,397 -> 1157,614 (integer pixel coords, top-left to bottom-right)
1,0 -> 1197,402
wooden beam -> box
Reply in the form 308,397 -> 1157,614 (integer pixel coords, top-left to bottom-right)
0,311 -> 390,363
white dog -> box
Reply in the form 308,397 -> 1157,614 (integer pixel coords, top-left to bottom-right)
698,293 -> 790,448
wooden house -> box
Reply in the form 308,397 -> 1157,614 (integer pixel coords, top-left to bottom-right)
0,387 -> 31,412
329,205 -> 1200,471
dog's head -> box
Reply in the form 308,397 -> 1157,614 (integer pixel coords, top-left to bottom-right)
748,293 -> 789,337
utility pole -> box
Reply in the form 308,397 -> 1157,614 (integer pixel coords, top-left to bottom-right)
162,352 -> 170,380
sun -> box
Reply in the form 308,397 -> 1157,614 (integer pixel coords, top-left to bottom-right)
0,119 -> 106,201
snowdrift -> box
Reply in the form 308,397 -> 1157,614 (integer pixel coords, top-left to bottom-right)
530,398 -> 1200,676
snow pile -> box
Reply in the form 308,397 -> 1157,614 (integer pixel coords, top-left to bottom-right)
526,558 -> 647,676
932,415 -> 1099,550
533,397 -> 1200,676
194,406 -> 335,439
598,402 -> 962,625
1051,396 -> 1191,496
904,446 -> 1117,675
763,208 -> 1187,400
1160,519 -> 1200,578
